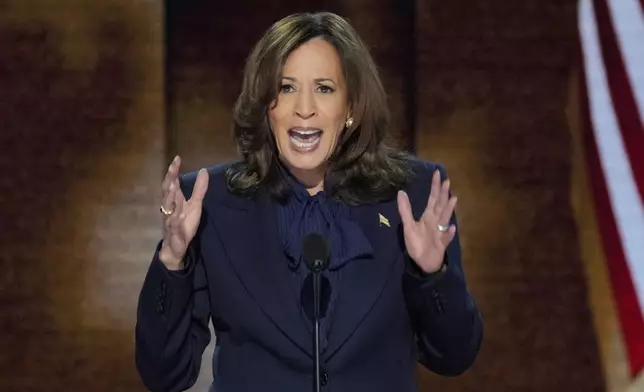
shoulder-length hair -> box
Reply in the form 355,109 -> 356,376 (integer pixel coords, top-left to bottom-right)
225,11 -> 412,205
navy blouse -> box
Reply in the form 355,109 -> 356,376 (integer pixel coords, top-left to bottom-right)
275,164 -> 374,351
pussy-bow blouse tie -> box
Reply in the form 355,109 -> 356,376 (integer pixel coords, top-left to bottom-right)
279,171 -> 374,271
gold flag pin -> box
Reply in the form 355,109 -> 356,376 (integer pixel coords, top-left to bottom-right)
379,213 -> 390,227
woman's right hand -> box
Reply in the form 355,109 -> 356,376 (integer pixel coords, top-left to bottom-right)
158,155 -> 209,270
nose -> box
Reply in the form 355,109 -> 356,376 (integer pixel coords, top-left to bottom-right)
294,90 -> 316,119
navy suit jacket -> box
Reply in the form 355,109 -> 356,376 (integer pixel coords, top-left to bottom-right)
135,159 -> 483,392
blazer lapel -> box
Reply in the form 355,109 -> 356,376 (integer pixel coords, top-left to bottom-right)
323,199 -> 403,361
211,191 -> 313,357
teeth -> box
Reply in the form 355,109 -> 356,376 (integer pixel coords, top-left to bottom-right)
291,128 -> 321,135
291,137 -> 320,149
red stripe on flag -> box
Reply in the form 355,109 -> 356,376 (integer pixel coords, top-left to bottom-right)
579,54 -> 644,378
592,0 -> 644,205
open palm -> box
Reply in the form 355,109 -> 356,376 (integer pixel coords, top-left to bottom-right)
397,170 -> 457,273
159,156 -> 209,269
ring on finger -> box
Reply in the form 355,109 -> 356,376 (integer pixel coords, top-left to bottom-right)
160,204 -> 174,216
437,223 -> 449,232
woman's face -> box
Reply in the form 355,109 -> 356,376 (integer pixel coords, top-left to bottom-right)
268,38 -> 350,188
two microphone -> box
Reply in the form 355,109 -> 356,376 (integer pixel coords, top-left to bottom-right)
302,233 -> 331,392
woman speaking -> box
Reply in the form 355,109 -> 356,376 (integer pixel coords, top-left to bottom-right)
135,11 -> 483,392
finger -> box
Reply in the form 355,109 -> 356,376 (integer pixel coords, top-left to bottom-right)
172,177 -> 186,205
438,195 -> 457,227
436,178 -> 450,213
162,181 -> 178,215
441,225 -> 457,246
161,155 -> 181,196
425,169 -> 441,213
172,185 -> 185,219
396,190 -> 416,230
165,186 -> 185,228
161,156 -> 180,197
190,168 -> 210,202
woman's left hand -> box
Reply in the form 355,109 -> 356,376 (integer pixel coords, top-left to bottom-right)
397,169 -> 458,274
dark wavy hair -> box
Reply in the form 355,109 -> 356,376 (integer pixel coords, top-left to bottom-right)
225,11 -> 413,205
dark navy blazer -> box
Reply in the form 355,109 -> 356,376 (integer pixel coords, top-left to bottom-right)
135,159 -> 483,392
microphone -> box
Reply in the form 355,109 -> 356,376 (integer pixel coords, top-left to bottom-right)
302,233 -> 330,392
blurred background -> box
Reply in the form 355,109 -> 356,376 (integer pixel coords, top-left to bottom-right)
0,0 -> 642,391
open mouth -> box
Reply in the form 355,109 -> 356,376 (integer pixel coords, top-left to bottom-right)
288,128 -> 322,150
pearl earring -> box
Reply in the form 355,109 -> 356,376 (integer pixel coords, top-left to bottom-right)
345,117 -> 354,128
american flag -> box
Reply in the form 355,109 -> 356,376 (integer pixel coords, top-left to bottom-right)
579,0 -> 644,388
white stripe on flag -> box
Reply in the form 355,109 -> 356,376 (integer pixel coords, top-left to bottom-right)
606,0 -> 644,119
579,0 -> 644,315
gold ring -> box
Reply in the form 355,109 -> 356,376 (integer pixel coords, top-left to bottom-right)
160,204 -> 174,216
437,224 -> 449,232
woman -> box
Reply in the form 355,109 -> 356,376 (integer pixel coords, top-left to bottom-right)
135,11 -> 483,392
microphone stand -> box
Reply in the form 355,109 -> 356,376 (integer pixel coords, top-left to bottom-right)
312,261 -> 322,392
302,233 -> 330,392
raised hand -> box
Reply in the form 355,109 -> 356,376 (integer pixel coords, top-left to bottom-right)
158,155 -> 209,270
396,169 -> 457,274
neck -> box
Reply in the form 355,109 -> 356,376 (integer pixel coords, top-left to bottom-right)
286,164 -> 325,196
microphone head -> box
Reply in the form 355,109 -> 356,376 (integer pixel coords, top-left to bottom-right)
302,233 -> 330,273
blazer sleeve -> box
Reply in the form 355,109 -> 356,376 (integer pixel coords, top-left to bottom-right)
402,163 -> 483,376
134,176 -> 212,392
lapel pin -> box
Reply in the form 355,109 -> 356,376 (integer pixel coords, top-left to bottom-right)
379,213 -> 390,227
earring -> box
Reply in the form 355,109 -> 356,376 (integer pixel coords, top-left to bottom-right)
345,117 -> 354,128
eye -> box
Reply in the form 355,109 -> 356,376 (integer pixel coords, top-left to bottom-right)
280,84 -> 295,93
317,85 -> 334,94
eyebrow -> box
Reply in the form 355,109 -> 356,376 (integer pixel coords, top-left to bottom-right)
282,76 -> 336,85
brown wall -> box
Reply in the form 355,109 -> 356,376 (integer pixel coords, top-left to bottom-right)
0,0 -> 619,391
0,1 -> 165,390
413,1 -> 605,391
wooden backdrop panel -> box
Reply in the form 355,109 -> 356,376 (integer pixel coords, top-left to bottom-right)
0,1 -> 164,391
414,1 -> 605,391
